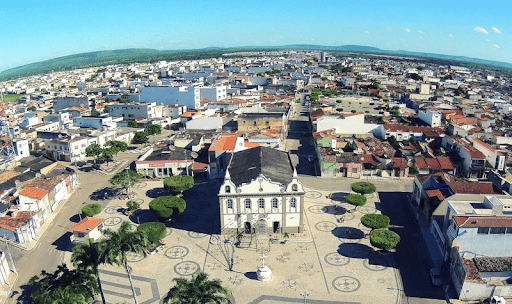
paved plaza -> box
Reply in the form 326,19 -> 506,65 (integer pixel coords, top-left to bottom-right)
65,179 -> 404,304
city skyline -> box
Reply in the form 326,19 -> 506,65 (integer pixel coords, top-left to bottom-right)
2,0 -> 511,71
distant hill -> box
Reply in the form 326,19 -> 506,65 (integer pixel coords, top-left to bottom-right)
1,45 -> 512,81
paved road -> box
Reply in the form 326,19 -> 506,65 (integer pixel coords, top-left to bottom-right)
6,148 -> 143,304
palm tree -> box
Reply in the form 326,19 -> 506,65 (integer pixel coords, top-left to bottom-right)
163,270 -> 232,304
71,239 -> 106,303
100,221 -> 147,304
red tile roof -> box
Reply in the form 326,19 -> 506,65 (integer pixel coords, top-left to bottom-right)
0,211 -> 34,232
70,217 -> 104,234
19,187 -> 48,200
414,157 -> 428,169
437,157 -> 455,170
454,216 -> 512,228
426,189 -> 445,201
209,135 -> 237,151
425,158 -> 442,170
392,157 -> 408,169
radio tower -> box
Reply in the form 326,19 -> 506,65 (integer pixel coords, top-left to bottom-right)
0,121 -> 16,171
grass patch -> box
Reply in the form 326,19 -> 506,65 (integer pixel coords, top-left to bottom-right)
1,93 -> 22,103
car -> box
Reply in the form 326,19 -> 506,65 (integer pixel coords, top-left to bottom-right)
308,155 -> 314,163
429,268 -> 442,286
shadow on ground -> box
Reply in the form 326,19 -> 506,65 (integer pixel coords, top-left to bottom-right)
12,283 -> 34,303
52,232 -> 73,252
337,243 -> 373,259
145,187 -> 168,198
129,209 -> 158,224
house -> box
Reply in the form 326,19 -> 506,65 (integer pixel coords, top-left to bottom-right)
469,138 -> 507,172
70,217 -> 104,244
376,125 -> 444,141
418,108 -> 442,127
237,112 -> 287,133
316,112 -> 379,135
442,135 -> 486,178
391,157 -> 409,178
107,102 -> 160,120
0,209 -> 40,244
135,145 -> 195,177
218,146 -> 305,234
45,135 -> 89,162
139,85 -> 201,109
208,134 -> 258,179
73,115 -> 116,130
413,156 -> 455,175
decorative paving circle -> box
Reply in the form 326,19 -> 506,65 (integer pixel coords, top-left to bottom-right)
339,213 -> 355,221
308,205 -> 328,214
363,257 -> 389,271
130,224 -> 138,231
276,253 -> 291,263
188,228 -> 210,238
103,216 -> 122,226
299,263 -> 314,273
176,214 -> 198,224
165,246 -> 189,259
358,206 -> 377,214
133,182 -> 147,188
166,227 -> 172,236
295,245 -> 309,254
228,274 -> 243,285
133,198 -> 144,205
126,251 -> 145,262
206,262 -> 221,271
305,191 -> 322,199
332,276 -> 361,292
191,201 -> 211,209
315,221 -> 337,232
174,261 -> 200,276
105,206 -> 123,214
324,252 -> 350,266
338,230 -> 364,244
281,278 -> 298,290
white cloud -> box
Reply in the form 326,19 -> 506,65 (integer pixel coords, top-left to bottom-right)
474,27 -> 489,34
494,44 -> 500,49
448,34 -> 454,38
418,30 -> 425,34
492,27 -> 502,34
485,38 -> 491,43
402,27 -> 411,33
364,30 -> 369,34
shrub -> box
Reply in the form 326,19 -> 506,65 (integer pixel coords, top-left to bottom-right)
345,194 -> 367,207
351,182 -> 377,195
81,203 -> 102,217
126,200 -> 140,212
336,99 -> 343,103
351,110 -> 357,113
137,222 -> 167,245
149,196 -> 186,221
163,175 -> 194,195
336,108 -> 343,112
365,111 -> 370,113
361,214 -> 390,230
370,229 -> 400,251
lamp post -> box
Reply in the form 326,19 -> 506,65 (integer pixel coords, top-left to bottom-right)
300,291 -> 309,304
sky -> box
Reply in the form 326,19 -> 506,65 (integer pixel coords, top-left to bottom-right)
1,0 -> 511,71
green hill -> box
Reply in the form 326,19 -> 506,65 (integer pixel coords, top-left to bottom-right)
1,45 -> 511,81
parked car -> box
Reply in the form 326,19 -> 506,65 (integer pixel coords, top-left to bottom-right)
308,155 -> 314,163
429,268 -> 442,286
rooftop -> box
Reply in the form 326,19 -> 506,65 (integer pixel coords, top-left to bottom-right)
70,217 -> 104,233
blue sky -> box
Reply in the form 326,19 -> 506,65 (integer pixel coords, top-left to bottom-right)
1,0 -> 511,71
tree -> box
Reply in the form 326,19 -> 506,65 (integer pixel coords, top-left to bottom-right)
71,239 -> 105,303
81,203 -> 102,217
369,228 -> 401,251
85,143 -> 103,163
149,196 -> 186,221
133,131 -> 149,143
163,270 -> 231,304
91,109 -> 100,117
351,182 -> 377,195
361,214 -> 390,230
109,170 -> 141,190
104,140 -> 128,164
345,194 -> 367,208
163,175 -> 194,195
100,221 -> 147,304
145,124 -> 162,135
137,222 -> 167,245
126,200 -> 140,212
28,105 -> 37,111
127,119 -> 138,128
29,264 -> 98,304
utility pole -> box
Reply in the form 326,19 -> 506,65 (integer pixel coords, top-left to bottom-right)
184,151 -> 189,175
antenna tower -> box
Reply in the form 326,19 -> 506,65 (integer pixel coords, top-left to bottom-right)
0,122 -> 16,171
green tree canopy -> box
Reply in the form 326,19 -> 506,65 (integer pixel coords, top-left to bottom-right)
145,124 -> 162,135
81,203 -> 102,217
109,170 -> 141,190
71,239 -> 105,303
127,119 -> 138,128
137,222 -> 167,245
149,196 -> 186,221
345,194 -> 367,207
85,143 -> 103,162
29,264 -> 99,304
90,109 -> 100,117
163,175 -> 194,195
106,140 -> 128,153
351,182 -> 377,195
163,271 -> 231,304
369,228 -> 401,251
28,105 -> 37,111
361,214 -> 390,230
134,131 -> 149,143
126,200 -> 140,212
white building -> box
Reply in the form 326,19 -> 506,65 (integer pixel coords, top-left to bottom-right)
53,96 -> 89,112
45,135 -> 89,162
107,102 -> 160,120
316,112 -> 379,135
73,115 -> 116,130
199,86 -> 227,102
139,86 -> 201,109
218,146 -> 305,234
418,108 -> 442,127
162,104 -> 187,119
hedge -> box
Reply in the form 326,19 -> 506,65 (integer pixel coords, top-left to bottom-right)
361,214 -> 390,230
369,229 -> 401,251
149,196 -> 186,221
137,222 -> 167,245
345,194 -> 367,207
81,203 -> 102,217
163,175 -> 194,195
351,182 -> 377,195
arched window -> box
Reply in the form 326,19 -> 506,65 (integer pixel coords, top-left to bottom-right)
226,199 -> 233,209
292,184 -> 298,192
271,198 -> 278,209
258,198 -> 265,209
244,199 -> 251,209
225,186 -> 231,193
290,198 -> 297,208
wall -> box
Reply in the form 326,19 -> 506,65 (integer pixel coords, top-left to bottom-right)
139,86 -> 200,109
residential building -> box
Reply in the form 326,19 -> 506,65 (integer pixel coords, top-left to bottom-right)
106,102 -> 160,120
73,115 -> 116,130
70,217 -> 104,244
53,96 -> 89,112
237,112 -> 287,133
135,145 -> 195,177
45,135 -> 88,162
418,108 -> 442,127
442,136 -> 487,178
139,85 -> 201,109
218,146 -> 305,234
316,112 -> 379,135
199,86 -> 227,102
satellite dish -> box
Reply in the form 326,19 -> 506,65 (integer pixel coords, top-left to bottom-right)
35,173 -> 41,178
191,152 -> 198,159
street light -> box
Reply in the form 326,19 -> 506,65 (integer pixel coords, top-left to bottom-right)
300,291 -> 309,304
